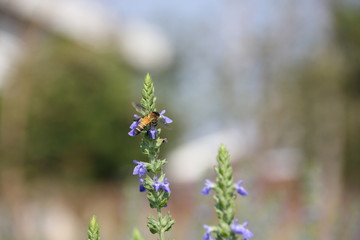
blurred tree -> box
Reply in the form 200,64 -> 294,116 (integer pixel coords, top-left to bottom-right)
255,3 -> 360,238
333,5 -> 360,193
1,34 -> 141,182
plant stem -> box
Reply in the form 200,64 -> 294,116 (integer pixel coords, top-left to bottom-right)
157,207 -> 164,240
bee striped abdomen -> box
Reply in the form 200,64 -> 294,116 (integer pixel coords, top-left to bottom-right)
135,117 -> 151,135
132,112 -> 160,135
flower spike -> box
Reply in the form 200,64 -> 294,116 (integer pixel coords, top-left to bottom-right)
201,145 -> 253,239
128,74 -> 174,239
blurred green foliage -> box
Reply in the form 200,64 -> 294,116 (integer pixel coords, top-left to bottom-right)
5,35 -> 142,182
334,5 -> 360,192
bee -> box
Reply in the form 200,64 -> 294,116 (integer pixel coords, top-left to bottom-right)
134,111 -> 160,135
129,103 -> 172,137
131,102 -> 160,135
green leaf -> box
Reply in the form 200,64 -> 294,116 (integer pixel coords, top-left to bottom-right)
164,219 -> 175,232
147,215 -> 160,234
160,198 -> 169,208
87,215 -> 100,240
162,212 -> 175,232
146,192 -> 156,203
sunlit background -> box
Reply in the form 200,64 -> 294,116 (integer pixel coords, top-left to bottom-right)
0,0 -> 359,239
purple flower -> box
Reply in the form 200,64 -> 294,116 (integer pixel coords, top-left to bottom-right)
160,110 -> 173,124
161,178 -> 171,193
203,225 -> 214,240
152,178 -> 161,192
128,114 -> 141,136
128,119 -> 140,136
139,178 -> 146,192
148,125 -> 158,139
235,180 -> 248,196
133,160 -> 147,177
201,179 -> 216,195
231,219 -> 253,240
152,178 -> 171,193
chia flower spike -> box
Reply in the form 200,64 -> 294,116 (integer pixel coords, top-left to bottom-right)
87,216 -> 100,240
128,74 -> 174,239
201,145 -> 253,239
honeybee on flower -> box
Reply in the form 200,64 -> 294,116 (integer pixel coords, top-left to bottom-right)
128,103 -> 172,139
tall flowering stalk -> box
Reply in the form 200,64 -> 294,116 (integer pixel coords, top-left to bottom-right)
128,74 -> 174,240
201,145 -> 253,240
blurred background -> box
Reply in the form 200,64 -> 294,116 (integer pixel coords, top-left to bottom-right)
0,0 -> 359,239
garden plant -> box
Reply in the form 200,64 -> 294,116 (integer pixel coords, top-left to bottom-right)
86,74 -> 253,240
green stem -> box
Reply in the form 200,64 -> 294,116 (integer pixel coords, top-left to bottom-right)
157,207 -> 164,240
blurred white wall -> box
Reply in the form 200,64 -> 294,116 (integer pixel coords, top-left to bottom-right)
168,125 -> 257,183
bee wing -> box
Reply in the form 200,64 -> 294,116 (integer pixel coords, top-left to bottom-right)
132,102 -> 147,116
